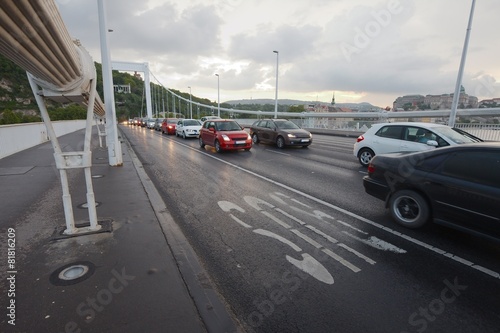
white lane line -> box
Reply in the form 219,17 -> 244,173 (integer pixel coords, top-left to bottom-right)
265,149 -> 290,156
343,231 -> 407,254
322,248 -> 361,273
229,214 -> 252,229
174,139 -> 500,280
305,225 -> 376,265
261,211 -> 292,229
289,228 -> 361,273
275,208 -> 306,225
253,228 -> 302,252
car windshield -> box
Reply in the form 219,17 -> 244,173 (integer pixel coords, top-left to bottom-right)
433,126 -> 479,144
275,121 -> 300,129
167,119 -> 177,124
184,120 -> 201,126
215,121 -> 242,131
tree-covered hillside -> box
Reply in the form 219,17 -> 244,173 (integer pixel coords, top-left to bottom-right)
0,53 -> 302,125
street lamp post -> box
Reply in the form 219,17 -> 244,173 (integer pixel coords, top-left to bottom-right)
273,50 -> 279,119
449,0 -> 476,127
215,73 -> 220,117
188,86 -> 192,118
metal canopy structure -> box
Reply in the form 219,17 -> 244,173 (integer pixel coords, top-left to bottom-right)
0,0 -> 108,235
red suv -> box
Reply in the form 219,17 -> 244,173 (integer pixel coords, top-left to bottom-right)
199,119 -> 252,152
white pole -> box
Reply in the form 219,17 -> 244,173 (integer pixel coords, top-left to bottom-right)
97,0 -> 123,166
188,86 -> 193,118
449,0 -> 476,127
273,50 -> 279,119
215,74 -> 220,117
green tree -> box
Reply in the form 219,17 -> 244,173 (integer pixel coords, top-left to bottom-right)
0,109 -> 21,124
288,105 -> 305,113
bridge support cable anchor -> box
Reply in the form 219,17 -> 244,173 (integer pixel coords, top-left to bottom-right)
27,73 -> 102,235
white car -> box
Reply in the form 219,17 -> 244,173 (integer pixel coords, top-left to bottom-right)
176,119 -> 202,138
353,122 -> 482,167
146,118 -> 156,129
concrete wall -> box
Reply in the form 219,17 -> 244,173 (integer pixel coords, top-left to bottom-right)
0,120 -> 86,159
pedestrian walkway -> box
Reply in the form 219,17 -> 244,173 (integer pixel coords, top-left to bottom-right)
0,128 -> 239,333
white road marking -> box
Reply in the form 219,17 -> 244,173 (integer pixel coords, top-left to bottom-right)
286,254 -> 334,285
229,214 -> 252,229
343,232 -> 407,254
254,194 -> 365,272
253,228 -> 302,252
305,225 -> 376,265
265,149 -> 290,156
321,249 -> 361,273
219,200 -> 335,284
173,138 -> 500,280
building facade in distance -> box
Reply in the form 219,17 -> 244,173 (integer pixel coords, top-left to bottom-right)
393,86 -> 479,110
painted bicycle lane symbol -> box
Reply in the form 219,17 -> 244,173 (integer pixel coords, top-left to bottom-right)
218,192 -> 406,285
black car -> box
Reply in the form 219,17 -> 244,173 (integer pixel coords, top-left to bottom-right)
250,119 -> 312,148
363,143 -> 500,241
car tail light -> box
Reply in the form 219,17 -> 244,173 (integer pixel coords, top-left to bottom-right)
367,163 -> 375,175
356,135 -> 364,143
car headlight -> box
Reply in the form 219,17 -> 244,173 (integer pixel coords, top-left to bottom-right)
221,134 -> 231,142
287,133 -> 296,138
247,134 -> 252,140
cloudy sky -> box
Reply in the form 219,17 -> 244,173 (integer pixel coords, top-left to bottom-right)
55,0 -> 500,107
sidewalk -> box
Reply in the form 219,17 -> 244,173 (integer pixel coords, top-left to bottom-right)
0,128 -> 239,333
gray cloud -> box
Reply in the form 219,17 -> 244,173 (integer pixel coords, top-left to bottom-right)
55,0 -> 500,106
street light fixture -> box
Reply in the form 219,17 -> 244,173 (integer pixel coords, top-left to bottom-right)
273,50 -> 279,119
215,73 -> 220,117
188,86 -> 192,119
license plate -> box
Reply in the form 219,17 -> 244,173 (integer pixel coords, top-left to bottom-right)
301,139 -> 310,142
235,140 -> 246,144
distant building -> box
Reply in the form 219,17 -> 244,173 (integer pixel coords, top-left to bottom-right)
479,98 -> 500,107
393,95 -> 424,110
393,87 -> 478,110
306,103 -> 351,112
113,84 -> 131,94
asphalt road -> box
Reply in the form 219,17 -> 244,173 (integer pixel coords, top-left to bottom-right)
121,125 -> 500,333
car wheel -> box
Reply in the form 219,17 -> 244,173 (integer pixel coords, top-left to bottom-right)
358,148 -> 374,167
182,131 -> 186,139
276,136 -> 285,149
199,136 -> 205,148
389,190 -> 429,229
215,140 -> 222,153
252,133 -> 260,144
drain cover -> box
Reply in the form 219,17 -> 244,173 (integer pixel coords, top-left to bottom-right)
50,261 -> 95,286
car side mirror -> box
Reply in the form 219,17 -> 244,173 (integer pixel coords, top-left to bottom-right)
209,127 -> 215,132
426,140 -> 438,147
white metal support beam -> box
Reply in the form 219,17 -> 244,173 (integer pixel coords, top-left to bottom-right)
112,61 -> 153,119
97,0 -> 122,166
28,72 -> 101,234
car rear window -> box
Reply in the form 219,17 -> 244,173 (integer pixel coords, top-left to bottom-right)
375,126 -> 403,139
